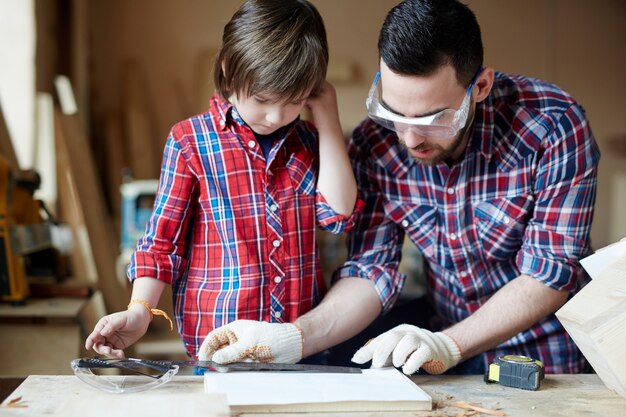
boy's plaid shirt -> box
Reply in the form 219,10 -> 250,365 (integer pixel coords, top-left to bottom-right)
128,95 -> 362,358
334,72 -> 600,373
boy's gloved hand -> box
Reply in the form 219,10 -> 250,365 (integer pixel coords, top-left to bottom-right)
198,320 -> 303,364
351,324 -> 462,375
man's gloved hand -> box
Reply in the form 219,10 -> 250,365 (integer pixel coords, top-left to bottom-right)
197,320 -> 303,364
351,324 -> 462,375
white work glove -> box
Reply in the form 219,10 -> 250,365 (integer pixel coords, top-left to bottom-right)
197,320 -> 303,364
351,324 -> 462,375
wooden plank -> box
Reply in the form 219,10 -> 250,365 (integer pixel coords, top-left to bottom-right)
122,61 -> 159,179
0,101 -> 19,170
54,76 -> 128,313
556,253 -> 626,398
55,129 -> 99,284
33,93 -> 57,207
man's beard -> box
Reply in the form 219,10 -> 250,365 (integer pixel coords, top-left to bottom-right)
401,109 -> 475,166
401,125 -> 468,165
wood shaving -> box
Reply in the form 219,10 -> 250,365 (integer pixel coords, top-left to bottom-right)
0,396 -> 28,408
455,401 -> 506,416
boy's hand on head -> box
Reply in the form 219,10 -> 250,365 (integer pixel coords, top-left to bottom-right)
306,81 -> 341,134
351,324 -> 462,375
84,308 -> 152,358
198,320 -> 303,364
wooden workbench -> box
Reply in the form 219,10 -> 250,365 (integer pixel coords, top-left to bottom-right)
0,374 -> 624,416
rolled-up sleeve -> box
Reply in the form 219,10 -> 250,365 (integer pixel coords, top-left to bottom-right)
517,104 -> 600,291
315,191 -> 365,234
128,130 -> 197,285
332,125 -> 406,312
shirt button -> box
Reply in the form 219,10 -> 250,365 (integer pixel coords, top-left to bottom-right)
270,204 -> 278,212
274,311 -> 282,319
247,140 -> 256,148
460,271 -> 468,278
447,188 -> 454,195
272,240 -> 281,248
449,233 -> 457,240
401,220 -> 409,228
274,276 -> 282,284
503,216 -> 510,224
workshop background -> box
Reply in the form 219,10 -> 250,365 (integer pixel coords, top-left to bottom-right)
0,0 -> 624,379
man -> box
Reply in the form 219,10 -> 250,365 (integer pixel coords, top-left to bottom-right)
192,0 -> 599,375
330,0 -> 600,374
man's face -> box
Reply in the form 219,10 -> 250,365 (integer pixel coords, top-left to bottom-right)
379,61 -> 475,165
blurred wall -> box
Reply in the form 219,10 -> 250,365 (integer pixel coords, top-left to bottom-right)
88,0 -> 626,248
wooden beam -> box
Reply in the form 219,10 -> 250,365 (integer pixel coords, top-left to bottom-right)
54,76 -> 128,313
0,101 -> 19,170
556,247 -> 626,397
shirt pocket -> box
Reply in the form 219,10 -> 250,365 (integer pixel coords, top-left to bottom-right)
384,201 -> 437,259
473,195 -> 533,262
286,150 -> 316,196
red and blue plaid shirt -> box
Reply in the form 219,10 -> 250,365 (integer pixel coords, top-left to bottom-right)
334,71 -> 600,373
129,95 -> 362,359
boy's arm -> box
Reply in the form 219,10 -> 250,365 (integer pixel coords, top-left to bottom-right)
307,82 -> 357,216
85,277 -> 166,358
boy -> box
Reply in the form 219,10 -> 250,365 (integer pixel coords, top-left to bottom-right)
85,0 -> 361,364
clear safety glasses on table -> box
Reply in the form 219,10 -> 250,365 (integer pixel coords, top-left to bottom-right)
366,68 -> 482,138
71,357 -> 179,394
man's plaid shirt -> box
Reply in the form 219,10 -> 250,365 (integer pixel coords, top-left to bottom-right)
334,71 -> 600,373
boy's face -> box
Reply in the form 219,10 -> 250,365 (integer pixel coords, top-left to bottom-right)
229,92 -> 308,135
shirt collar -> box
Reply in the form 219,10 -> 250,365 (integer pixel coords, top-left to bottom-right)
468,91 -> 496,161
208,94 -> 230,131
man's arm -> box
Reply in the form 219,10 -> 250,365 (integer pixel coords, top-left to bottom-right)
295,277 -> 381,357
444,274 -> 568,359
199,277 -> 382,364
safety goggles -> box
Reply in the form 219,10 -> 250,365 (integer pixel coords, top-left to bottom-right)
366,68 -> 482,138
71,357 -> 180,393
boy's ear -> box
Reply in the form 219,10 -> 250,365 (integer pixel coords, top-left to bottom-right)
473,67 -> 494,103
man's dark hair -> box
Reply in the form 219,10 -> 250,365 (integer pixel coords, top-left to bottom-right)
378,0 -> 483,86
214,0 -> 328,102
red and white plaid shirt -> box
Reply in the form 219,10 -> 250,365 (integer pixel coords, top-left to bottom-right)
334,72 -> 600,373
128,95 -> 362,358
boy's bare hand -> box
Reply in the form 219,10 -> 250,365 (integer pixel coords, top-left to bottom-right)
306,81 -> 341,134
85,307 -> 151,358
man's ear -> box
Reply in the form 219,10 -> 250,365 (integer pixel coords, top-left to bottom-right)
473,67 -> 494,103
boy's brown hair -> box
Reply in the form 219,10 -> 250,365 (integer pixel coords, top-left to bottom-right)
214,0 -> 328,103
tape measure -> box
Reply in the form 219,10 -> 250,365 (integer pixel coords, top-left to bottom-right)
484,355 -> 545,391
